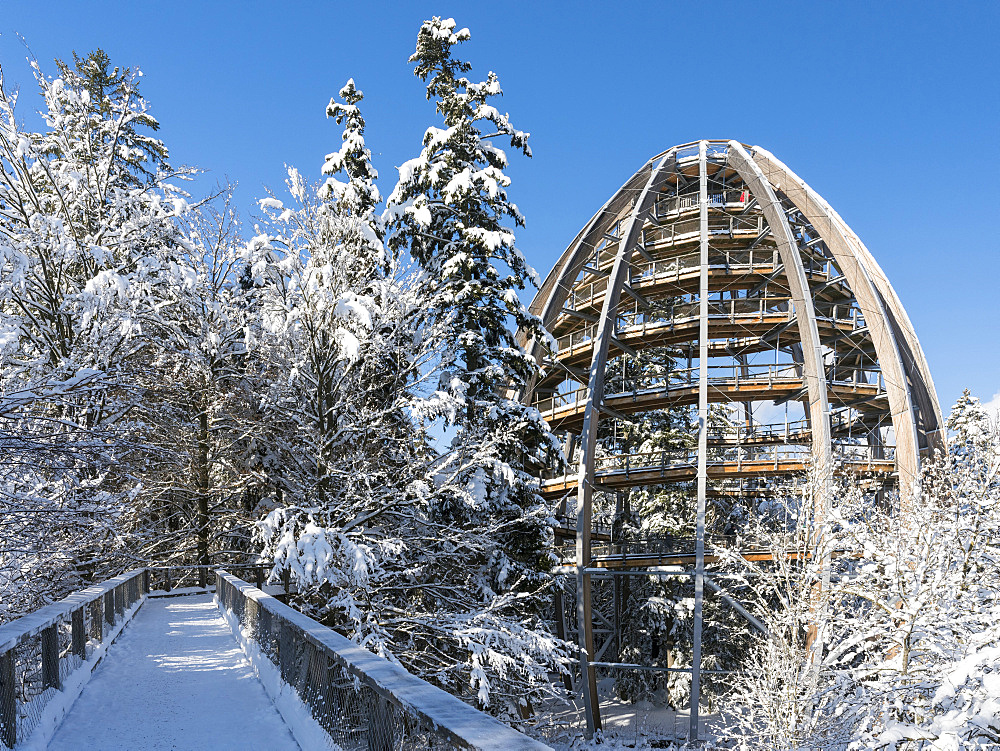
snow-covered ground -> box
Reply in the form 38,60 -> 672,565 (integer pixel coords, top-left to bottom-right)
46,594 -> 301,751
541,680 -> 718,749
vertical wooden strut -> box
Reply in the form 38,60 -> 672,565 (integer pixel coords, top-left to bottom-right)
690,140 -> 709,742
576,152 -> 672,737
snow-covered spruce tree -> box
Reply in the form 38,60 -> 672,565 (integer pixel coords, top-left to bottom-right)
0,50 -> 193,615
383,17 -> 569,718
253,81 -> 427,648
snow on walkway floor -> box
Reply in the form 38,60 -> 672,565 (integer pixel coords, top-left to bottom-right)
47,594 -> 301,751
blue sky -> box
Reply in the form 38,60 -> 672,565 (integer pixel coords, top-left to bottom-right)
2,0 -> 998,415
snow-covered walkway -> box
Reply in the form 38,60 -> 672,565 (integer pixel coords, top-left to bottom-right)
47,594 -> 301,751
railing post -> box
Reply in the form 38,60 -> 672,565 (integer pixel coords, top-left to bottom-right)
41,624 -> 60,690
143,569 -> 150,594
72,607 -> 87,659
165,568 -> 172,593
92,599 -> 103,642
116,584 -> 125,618
0,650 -> 15,749
255,567 -> 265,591
104,591 -> 115,627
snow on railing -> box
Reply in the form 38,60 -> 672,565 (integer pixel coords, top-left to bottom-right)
0,569 -> 147,749
215,571 -> 551,751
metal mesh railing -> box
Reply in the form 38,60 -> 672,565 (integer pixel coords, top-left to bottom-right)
215,571 -> 551,751
0,570 -> 147,748
146,563 -> 270,593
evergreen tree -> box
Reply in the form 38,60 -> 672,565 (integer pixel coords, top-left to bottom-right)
255,81 -> 424,649
386,14 -> 562,608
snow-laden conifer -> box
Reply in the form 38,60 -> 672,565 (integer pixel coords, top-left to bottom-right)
254,81 -> 424,653
382,17 -> 569,715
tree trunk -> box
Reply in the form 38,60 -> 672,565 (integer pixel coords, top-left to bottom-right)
196,407 -> 210,568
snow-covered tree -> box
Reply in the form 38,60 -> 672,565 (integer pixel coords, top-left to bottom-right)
119,188 -> 267,571
380,17 -> 569,716
0,50 -> 194,614
253,80 -> 426,649
387,10 -> 561,618
718,393 -> 1000,749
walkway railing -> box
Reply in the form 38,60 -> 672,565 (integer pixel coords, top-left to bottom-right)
535,363 -> 886,419
216,571 -> 550,751
0,569 -> 147,748
146,563 -> 271,593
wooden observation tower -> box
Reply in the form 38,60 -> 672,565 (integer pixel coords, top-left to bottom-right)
522,140 -> 943,739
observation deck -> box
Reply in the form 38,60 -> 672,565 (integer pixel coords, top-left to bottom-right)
520,140 -> 943,739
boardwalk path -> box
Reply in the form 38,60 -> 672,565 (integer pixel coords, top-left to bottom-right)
47,594 -> 300,751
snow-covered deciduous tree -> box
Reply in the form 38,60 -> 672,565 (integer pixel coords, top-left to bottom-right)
718,393 -> 1000,750
0,50 -> 194,615
120,189 -> 267,572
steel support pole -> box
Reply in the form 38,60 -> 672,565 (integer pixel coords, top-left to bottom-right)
689,140 -> 709,743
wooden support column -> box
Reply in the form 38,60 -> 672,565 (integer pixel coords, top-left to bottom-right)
728,141 -> 835,687
576,152 -> 674,737
690,140 -> 709,742
41,624 -> 60,690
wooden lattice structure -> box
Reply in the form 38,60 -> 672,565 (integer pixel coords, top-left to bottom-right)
522,140 -> 943,738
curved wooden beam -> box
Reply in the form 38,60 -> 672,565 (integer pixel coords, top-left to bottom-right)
749,147 -> 926,490
574,150 -> 675,736
726,142 -> 834,480
521,162 -> 658,409
751,147 -> 943,455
